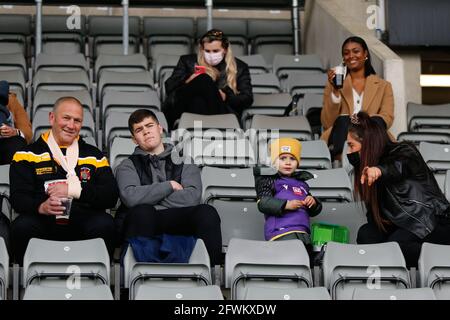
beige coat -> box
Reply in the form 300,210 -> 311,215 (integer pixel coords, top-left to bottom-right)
7,93 -> 32,143
320,74 -> 394,143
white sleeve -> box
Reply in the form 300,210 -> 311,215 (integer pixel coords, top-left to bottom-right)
331,91 -> 342,104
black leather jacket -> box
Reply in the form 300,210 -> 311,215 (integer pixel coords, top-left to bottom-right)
376,142 -> 450,239
164,54 -> 253,116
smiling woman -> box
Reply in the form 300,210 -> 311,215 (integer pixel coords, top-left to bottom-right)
320,36 -> 395,162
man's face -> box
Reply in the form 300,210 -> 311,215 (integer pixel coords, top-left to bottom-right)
49,101 -> 83,146
131,116 -> 163,152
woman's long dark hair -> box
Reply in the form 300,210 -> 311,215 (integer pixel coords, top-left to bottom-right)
348,112 -> 394,232
342,36 -> 376,78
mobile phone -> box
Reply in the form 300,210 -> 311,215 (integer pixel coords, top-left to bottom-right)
194,65 -> 206,75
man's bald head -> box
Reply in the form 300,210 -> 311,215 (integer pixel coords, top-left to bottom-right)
53,96 -> 83,115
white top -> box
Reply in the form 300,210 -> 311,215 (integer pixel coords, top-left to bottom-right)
330,89 -> 364,114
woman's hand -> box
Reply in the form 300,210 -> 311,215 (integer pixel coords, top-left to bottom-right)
0,124 -> 18,138
185,73 -> 199,84
219,89 -> 226,101
361,166 -> 382,186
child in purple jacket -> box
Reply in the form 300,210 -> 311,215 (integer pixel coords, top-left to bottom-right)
254,138 -> 322,248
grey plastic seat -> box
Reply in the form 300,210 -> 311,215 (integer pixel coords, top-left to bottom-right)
0,237 -> 8,300
23,238 -> 110,292
236,55 -> 268,74
98,70 -> 154,103
173,113 -> 242,142
23,284 -> 113,300
445,170 -> 450,201
123,239 -> 212,300
397,131 -> 450,146
83,136 -> 97,147
287,73 -> 327,96
41,14 -> 86,54
95,53 -> 148,83
33,69 -> 90,95
0,165 -> 11,222
155,53 -> 181,88
250,73 -> 282,94
0,53 -> 27,77
32,89 -> 93,117
101,90 -> 160,129
419,142 -> 450,191
104,111 -> 168,152
144,17 -> 194,64
0,14 -> 31,54
241,93 -> 292,130
418,242 -> 450,300
135,284 -> 223,300
299,93 -> 324,117
109,137 -> 135,170
248,19 -> 293,65
310,202 -> 367,245
250,114 -> 312,144
182,137 -> 256,168
197,18 -> 248,56
32,109 -> 95,142
323,242 -> 410,300
35,53 -> 88,72
201,167 -> 264,247
243,286 -> 331,300
225,238 -> 312,300
0,70 -> 27,100
408,102 -> 450,133
352,287 -> 436,300
88,16 -> 140,57
307,168 -> 353,202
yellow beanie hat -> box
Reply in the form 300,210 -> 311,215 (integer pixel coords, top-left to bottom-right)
270,138 -> 302,165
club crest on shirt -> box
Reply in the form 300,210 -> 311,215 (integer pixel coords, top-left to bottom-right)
283,184 -> 288,190
292,186 -> 303,195
79,167 -> 91,182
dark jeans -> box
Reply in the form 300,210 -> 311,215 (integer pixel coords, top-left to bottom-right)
357,219 -> 450,267
0,136 -> 26,165
119,204 -> 222,266
328,115 -> 350,161
165,74 -> 231,130
11,211 -> 115,265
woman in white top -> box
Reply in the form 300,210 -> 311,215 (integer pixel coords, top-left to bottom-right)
321,36 -> 394,161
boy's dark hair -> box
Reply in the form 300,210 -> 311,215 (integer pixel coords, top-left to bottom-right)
128,109 -> 159,135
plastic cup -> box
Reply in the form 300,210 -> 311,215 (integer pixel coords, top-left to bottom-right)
333,65 -> 346,89
56,197 -> 72,224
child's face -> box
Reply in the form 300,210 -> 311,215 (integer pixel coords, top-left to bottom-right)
275,153 -> 298,176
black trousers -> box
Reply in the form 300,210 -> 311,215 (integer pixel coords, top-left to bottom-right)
0,136 -> 27,165
357,219 -> 450,267
165,74 -> 231,130
120,204 -> 222,266
11,211 -> 115,265
327,115 -> 350,161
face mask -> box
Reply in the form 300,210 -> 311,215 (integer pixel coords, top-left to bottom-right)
204,51 -> 224,66
347,151 -> 361,167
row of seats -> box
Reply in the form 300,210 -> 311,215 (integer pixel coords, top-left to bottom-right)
1,237 -> 448,300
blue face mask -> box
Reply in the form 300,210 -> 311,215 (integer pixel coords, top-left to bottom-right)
347,151 -> 360,167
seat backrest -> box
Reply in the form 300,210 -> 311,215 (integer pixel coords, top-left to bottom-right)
35,53 -> 87,72
243,286 -> 331,300
95,53 -> 148,81
419,142 -> 450,171
307,168 -> 353,202
273,54 -> 324,78
250,73 -> 281,93
407,102 -> 450,131
23,238 -> 110,288
33,69 -> 90,94
250,115 -> 312,142
287,73 -> 327,96
33,89 -> 93,116
236,54 -> 268,74
0,237 -> 8,300
418,242 -> 450,299
23,283 -> 113,300
0,14 -> 32,36
398,131 -> 450,145
323,241 -> 410,300
144,17 -> 195,38
109,137 -> 135,170
225,238 -> 312,299
98,70 -> 154,99
42,14 -> 86,35
352,287 -> 436,300
135,284 -> 223,300
88,16 -> 140,36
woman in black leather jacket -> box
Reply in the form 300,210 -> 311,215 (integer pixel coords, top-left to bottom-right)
164,29 -> 253,129
346,111 -> 450,267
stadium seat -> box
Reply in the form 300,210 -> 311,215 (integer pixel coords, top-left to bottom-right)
95,53 -> 149,83
144,17 -> 195,65
32,89 -> 93,117
0,14 -> 31,55
418,242 -> 450,300
445,170 -> 450,201
273,54 -> 324,90
308,168 -> 353,202
197,18 -> 248,56
243,286 -> 331,300
240,93 -> 292,130
0,165 -> 11,221
0,53 -> 27,77
298,92 -> 324,117
287,73 -> 327,96
109,137 -> 135,170
250,73 -> 282,94
123,239 -> 212,300
22,238 -> 112,300
35,53 -> 88,72
0,237 -> 8,300
41,14 -> 86,55
248,19 -> 293,65
0,70 -> 27,103
154,53 -> 180,88
135,284 -> 223,300
201,167 -> 264,248
407,102 -> 450,133
323,242 -> 411,300
352,288 -> 436,300
23,284 -> 113,300
419,142 -> 450,192
397,132 -> 450,146
225,238 -> 312,300
33,69 -> 90,95
237,55 -> 269,74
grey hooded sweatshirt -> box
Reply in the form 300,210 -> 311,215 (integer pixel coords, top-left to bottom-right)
115,143 -> 202,209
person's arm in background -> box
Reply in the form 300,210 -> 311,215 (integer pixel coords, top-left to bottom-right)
222,60 -> 253,115
159,163 -> 202,208
7,93 -> 32,143
164,55 -> 193,96
371,81 -> 394,130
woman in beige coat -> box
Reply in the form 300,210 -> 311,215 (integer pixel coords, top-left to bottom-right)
321,36 -> 394,161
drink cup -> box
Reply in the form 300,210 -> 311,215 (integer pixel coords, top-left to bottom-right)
333,65 -> 346,89
56,197 -> 72,224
